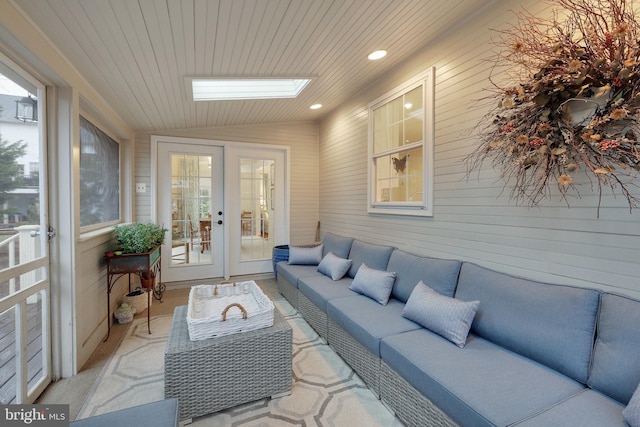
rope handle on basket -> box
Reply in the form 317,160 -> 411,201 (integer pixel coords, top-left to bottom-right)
221,303 -> 247,321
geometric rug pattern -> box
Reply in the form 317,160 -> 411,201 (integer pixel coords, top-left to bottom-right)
76,296 -> 403,426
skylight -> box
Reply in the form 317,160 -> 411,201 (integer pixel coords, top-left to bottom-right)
191,78 -> 312,101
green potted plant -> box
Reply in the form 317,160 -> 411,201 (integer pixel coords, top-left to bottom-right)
106,222 -> 168,276
113,222 -> 167,254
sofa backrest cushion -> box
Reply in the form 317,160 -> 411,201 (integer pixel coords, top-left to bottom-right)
387,249 -> 462,303
347,240 -> 394,278
455,262 -> 599,384
322,233 -> 354,259
589,292 -> 640,404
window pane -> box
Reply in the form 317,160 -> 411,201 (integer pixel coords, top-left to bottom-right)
390,177 -> 407,202
408,146 -> 423,201
240,158 -> 274,260
170,154 -> 212,266
373,106 -> 388,153
79,116 -> 119,227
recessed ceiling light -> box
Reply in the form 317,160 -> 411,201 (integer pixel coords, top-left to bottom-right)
310,104 -> 322,110
368,50 -> 387,60
191,78 -> 312,101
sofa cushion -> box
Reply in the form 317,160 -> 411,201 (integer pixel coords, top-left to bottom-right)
381,329 -> 585,427
317,252 -> 352,280
276,262 -> 322,288
349,264 -> 396,305
388,249 -> 462,302
327,295 -> 421,356
298,274 -> 355,311
624,383 -> 640,427
288,244 -> 323,265
589,292 -> 640,404
402,281 -> 479,348
322,232 -> 354,259
70,398 -> 179,427
347,240 -> 394,278
512,389 -> 626,427
455,262 -> 599,384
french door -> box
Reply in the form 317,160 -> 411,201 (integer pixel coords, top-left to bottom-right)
0,56 -> 51,403
157,142 -> 224,282
154,137 -> 288,282
228,146 -> 287,276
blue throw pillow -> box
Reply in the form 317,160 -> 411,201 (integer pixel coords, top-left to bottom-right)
625,383 -> 640,427
402,281 -> 480,348
317,252 -> 352,281
288,244 -> 323,265
349,263 -> 396,305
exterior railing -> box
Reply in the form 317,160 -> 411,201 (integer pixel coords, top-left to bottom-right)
0,225 -> 40,297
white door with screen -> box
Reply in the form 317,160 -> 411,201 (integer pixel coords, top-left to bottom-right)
157,142 -> 224,281
0,56 -> 51,403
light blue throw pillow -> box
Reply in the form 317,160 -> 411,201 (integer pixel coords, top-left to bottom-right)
402,281 -> 480,348
288,244 -> 323,265
349,263 -> 396,305
625,383 -> 640,427
317,252 -> 352,281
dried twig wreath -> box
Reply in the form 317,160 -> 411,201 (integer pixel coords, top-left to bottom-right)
466,0 -> 640,212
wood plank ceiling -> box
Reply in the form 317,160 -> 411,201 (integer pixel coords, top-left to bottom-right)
15,0 -> 493,132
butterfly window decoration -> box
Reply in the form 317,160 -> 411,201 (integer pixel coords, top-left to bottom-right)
392,155 -> 407,175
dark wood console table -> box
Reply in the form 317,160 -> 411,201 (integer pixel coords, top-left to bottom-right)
105,245 -> 164,340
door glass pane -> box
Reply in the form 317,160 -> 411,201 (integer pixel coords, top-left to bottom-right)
170,154 -> 212,266
240,159 -> 274,261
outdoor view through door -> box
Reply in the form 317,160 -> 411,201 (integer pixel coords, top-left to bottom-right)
0,61 -> 50,404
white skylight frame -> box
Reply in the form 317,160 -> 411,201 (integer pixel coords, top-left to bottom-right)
190,77 -> 312,101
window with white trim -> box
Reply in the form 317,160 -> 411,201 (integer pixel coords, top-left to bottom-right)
368,67 -> 434,216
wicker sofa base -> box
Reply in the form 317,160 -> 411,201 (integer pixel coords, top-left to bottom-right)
380,360 -> 458,427
276,273 -> 299,310
298,292 -> 328,341
165,306 -> 292,421
328,318 -> 381,397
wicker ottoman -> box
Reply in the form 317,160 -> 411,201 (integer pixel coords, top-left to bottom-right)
164,305 -> 292,422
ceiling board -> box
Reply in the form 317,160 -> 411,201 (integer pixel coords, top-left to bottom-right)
14,0 -> 493,132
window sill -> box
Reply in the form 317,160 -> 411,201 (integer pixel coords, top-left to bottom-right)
78,226 -> 116,243
368,206 -> 433,217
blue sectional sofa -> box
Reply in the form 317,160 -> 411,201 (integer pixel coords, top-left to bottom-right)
276,233 -> 640,427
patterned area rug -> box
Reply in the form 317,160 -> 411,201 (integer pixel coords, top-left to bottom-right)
76,297 -> 402,426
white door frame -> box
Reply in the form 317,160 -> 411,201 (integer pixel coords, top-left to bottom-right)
156,142 -> 225,281
151,135 -> 290,281
226,145 -> 288,276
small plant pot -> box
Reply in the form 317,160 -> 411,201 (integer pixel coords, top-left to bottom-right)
141,271 -> 156,289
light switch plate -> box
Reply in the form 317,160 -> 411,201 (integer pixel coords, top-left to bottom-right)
135,183 -> 146,193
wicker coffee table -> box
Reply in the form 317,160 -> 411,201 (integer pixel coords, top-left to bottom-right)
164,305 -> 292,422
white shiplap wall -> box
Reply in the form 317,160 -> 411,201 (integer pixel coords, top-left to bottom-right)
134,121 -> 320,245
319,0 -> 640,298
